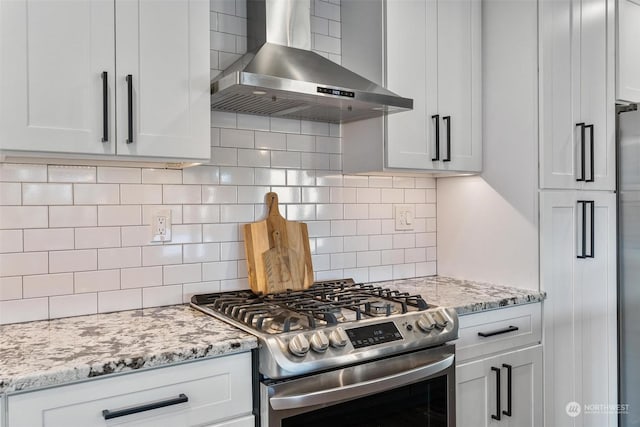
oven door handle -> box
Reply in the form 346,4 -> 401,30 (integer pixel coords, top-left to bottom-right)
269,353 -> 454,410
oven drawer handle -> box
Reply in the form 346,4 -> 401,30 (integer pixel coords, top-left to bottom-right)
269,354 -> 454,411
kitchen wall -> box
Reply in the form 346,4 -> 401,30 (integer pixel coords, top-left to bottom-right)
0,0 -> 438,324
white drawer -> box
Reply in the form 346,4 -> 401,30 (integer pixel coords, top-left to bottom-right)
455,303 -> 542,362
8,352 -> 252,427
207,415 -> 255,427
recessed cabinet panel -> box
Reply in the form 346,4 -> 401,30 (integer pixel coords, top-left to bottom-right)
116,0 -> 210,160
617,0 -> 640,103
0,0 -> 116,155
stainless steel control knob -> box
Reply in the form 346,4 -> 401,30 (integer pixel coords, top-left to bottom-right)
310,331 -> 330,353
434,311 -> 448,330
416,313 -> 436,333
329,327 -> 348,348
288,334 -> 310,357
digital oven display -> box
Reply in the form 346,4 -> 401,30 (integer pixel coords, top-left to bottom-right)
317,86 -> 355,97
346,322 -> 403,349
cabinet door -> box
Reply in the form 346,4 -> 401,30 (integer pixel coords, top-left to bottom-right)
434,0 -> 482,172
540,191 -> 617,427
540,0 -> 614,190
456,345 -> 542,427
0,0 -> 116,155
115,0 -> 210,160
617,0 -> 640,103
385,0 -> 437,170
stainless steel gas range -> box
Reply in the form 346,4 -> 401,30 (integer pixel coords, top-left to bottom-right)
191,279 -> 458,427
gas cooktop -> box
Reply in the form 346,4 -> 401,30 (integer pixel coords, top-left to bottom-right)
191,279 -> 458,379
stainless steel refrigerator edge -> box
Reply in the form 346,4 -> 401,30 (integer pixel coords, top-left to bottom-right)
618,102 -> 640,427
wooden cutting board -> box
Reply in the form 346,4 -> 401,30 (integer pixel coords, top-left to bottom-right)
243,192 -> 314,294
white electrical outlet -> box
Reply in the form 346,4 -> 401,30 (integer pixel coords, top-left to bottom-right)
151,209 -> 172,242
395,205 -> 415,231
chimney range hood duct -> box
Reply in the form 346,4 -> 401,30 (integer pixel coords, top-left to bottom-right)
210,0 -> 413,124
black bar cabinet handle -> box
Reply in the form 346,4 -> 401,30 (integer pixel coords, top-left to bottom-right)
576,123 -> 585,181
431,114 -> 440,161
577,200 -> 587,259
587,200 -> 595,258
443,115 -> 451,162
478,325 -> 519,338
491,367 -> 501,421
126,74 -> 133,144
101,71 -> 108,143
502,363 -> 513,417
102,393 -> 188,420
586,124 -> 595,182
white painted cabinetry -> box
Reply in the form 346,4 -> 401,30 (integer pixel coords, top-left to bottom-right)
540,191 -> 617,427
6,353 -> 253,427
0,0 -> 210,163
455,304 -> 543,427
617,0 -> 640,103
342,0 -> 482,174
539,0 -> 615,190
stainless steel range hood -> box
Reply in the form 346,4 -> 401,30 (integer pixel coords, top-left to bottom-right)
210,0 -> 413,124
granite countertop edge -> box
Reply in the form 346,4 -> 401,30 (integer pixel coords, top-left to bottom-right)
0,276 -> 545,394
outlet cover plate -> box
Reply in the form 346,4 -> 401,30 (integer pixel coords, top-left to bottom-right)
151,209 -> 172,242
395,205 -> 415,231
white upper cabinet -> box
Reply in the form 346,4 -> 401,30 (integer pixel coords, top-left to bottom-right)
539,0 -> 615,190
0,0 -> 210,163
617,0 -> 640,103
342,0 -> 482,174
0,0 -> 116,156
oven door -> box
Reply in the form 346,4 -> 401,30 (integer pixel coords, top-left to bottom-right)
260,344 -> 455,427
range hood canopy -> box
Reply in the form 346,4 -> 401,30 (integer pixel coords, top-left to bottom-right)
210,0 -> 413,124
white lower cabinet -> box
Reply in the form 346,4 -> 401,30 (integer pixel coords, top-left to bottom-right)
455,304 -> 543,427
6,352 -> 253,427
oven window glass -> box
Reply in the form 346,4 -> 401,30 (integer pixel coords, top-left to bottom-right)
282,375 -> 448,427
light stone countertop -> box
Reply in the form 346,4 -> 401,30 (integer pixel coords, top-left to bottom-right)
0,276 -> 545,394
0,305 -> 257,394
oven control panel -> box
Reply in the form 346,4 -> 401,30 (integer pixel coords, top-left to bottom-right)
345,322 -> 403,349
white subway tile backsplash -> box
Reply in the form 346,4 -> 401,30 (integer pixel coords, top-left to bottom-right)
142,205 -> 183,225
0,183 -> 21,205
393,263 -> 416,280
313,34 -> 341,55
24,228 -> 74,252
121,184 -> 163,205
382,249 -> 404,265
269,187 -> 300,203
219,52 -> 241,69
218,13 -> 246,35
203,223 -> 239,242
237,114 -> 270,132
142,169 -> 182,184
97,167 -> 141,183
0,277 -> 22,300
98,247 -> 140,270
393,176 -> 416,188
50,293 -> 97,318
255,132 -> 286,150
0,252 -> 48,277
121,266 -> 163,289
143,285 -> 183,308
330,187 -> 355,203
164,263 -> 202,285
211,111 -> 237,128
238,186 -> 271,203
221,128 -> 254,149
344,204 -> 368,219
219,241 -> 245,261
369,265 -> 393,282
271,151 -> 301,169
74,184 -> 119,205
316,204 -> 343,220
23,273 -> 73,298
393,233 -> 416,249
314,0 -> 341,21
220,204 -> 254,223
0,230 -> 23,253
316,237 -> 343,254
182,281 -> 220,302
415,177 -> 436,189
183,205 -> 220,224
405,189 -> 426,203
255,168 -> 286,186
203,260 -> 237,280
210,0 -> 236,15
270,117 -> 301,134
238,149 -> 270,168
368,176 -> 393,188
328,20 -> 341,38
48,166 -> 96,183
287,134 -> 315,152
356,188 -> 381,204
98,205 -> 141,226
416,261 -> 437,276
183,243 -> 220,263
49,206 -> 96,228
311,16 -> 329,35
220,167 -> 255,185
302,187 -> 330,203
343,175 -> 368,187
171,224 -> 203,244
50,249 -> 97,273
22,183 -> 72,205
369,234 -> 393,251
330,252 -> 356,269
416,232 -> 437,247
183,165 -> 220,185
210,31 -> 236,52
301,121 -> 330,136
0,298 -> 48,324
0,163 -> 47,182
142,245 -> 182,266
301,153 -> 331,170
286,204 -> 316,221
381,188 -> 403,203
98,288 -> 142,313
344,235 -> 368,252
316,172 -> 342,187
202,186 -> 237,204
331,220 -> 356,236
405,247 -> 427,263
163,185 -> 202,204
312,254 -> 330,271
287,170 -> 315,187
368,204 -> 393,219
356,219 -> 381,235
74,269 -> 120,293
315,136 -> 340,153
211,147 -> 238,166
343,268 -> 369,284
75,227 -> 121,249
426,246 -> 437,262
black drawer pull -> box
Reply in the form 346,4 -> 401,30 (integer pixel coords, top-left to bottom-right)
478,325 -> 519,338
101,71 -> 108,143
491,366 -> 501,421
585,124 -> 594,182
102,393 -> 188,420
576,122 -> 585,182
502,363 -> 513,417
126,74 -> 134,144
443,115 -> 451,162
431,114 -> 440,161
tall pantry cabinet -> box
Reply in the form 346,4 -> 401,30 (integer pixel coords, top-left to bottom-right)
539,0 -> 617,426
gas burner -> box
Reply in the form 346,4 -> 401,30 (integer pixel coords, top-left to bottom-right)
267,313 -> 304,333
366,300 -> 399,317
